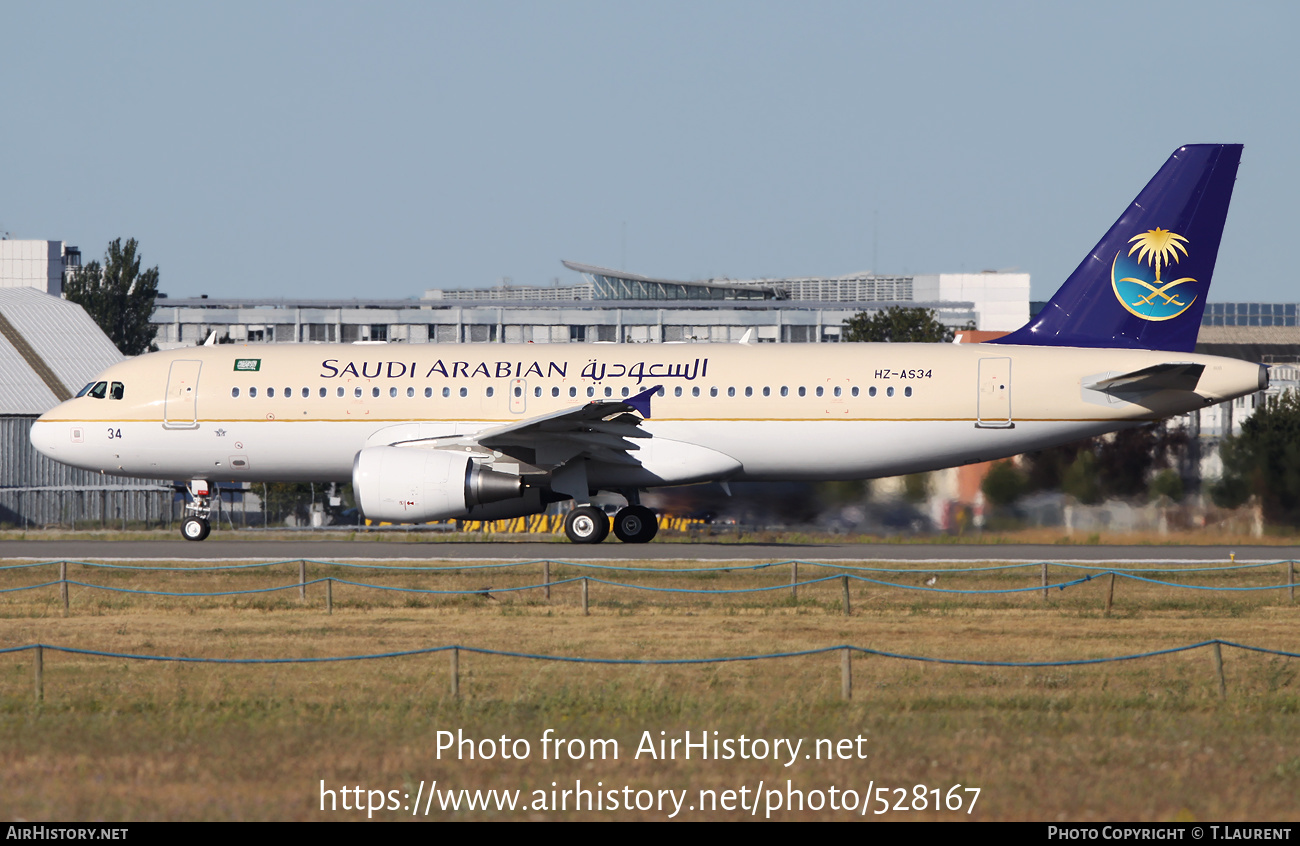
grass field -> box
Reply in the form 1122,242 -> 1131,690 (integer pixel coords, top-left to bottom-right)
1,556 -> 1297,821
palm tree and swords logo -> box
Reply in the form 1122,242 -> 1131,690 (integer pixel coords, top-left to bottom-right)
1111,227 -> 1199,321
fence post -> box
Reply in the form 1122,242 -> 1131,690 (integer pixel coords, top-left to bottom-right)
34,646 -> 43,703
841,575 -> 851,616
299,560 -> 307,602
1210,641 -> 1227,700
1104,572 -> 1116,617
450,648 -> 460,699
581,578 -> 589,616
326,578 -> 333,615
791,562 -> 798,602
544,561 -> 551,600
841,648 -> 852,700
60,562 -> 69,616
1042,562 -> 1049,602
1290,561 -> 1295,604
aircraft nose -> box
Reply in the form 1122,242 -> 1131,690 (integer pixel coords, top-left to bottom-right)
29,415 -> 64,461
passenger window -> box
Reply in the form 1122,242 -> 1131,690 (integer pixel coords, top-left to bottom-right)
425,387 -> 433,398
284,387 -> 291,397
656,387 -> 664,397
744,387 -> 752,397
692,387 -> 700,397
869,386 -> 877,397
319,387 -> 327,398
372,387 -> 380,398
762,387 -> 770,397
851,387 -> 859,397
727,387 -> 735,397
407,387 -> 415,398
674,387 -> 682,397
833,387 -> 841,397
442,387 -> 450,398
587,387 -> 595,398
250,387 -> 258,398
390,387 -> 398,398
110,382 -> 124,400
904,386 -> 913,397
816,387 -> 824,397
710,387 -> 718,397
267,387 -> 276,398
887,387 -> 895,397
514,387 -> 522,397
459,387 -> 467,398
354,387 -> 362,398
552,387 -> 559,397
87,382 -> 108,399
486,386 -> 495,398
621,387 -> 629,398
569,387 -> 577,397
535,387 -> 542,397
337,387 -> 345,397
780,386 -> 788,397
231,387 -> 240,398
798,387 -> 806,397
604,387 -> 613,398
302,387 -> 310,398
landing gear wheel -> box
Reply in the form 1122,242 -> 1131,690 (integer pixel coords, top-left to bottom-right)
613,505 -> 658,543
564,505 -> 610,544
181,516 -> 210,542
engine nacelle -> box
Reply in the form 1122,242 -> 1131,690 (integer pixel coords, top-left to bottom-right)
353,446 -> 524,523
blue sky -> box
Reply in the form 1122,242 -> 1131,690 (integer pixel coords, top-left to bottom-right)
4,1 -> 1298,302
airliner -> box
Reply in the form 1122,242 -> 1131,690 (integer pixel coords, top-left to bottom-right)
30,145 -> 1261,544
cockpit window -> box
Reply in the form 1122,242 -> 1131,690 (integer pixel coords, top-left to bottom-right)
86,382 -> 108,399
109,382 -> 124,400
75,383 -> 95,398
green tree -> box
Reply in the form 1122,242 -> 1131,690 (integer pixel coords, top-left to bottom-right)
1148,469 -> 1184,502
64,238 -> 159,356
1061,450 -> 1101,504
981,460 -> 1027,507
842,306 -> 966,343
1212,391 -> 1300,524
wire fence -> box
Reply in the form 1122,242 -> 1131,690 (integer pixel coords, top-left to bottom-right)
0,558 -> 1295,614
8,639 -> 1298,704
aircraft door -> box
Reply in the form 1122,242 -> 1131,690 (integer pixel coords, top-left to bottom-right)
164,360 -> 203,429
976,357 -> 1013,429
510,379 -> 526,414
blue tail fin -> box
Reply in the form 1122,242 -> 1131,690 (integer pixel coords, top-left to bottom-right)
991,144 -> 1242,353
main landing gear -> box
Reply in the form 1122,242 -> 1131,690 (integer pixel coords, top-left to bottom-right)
562,504 -> 659,544
180,479 -> 213,542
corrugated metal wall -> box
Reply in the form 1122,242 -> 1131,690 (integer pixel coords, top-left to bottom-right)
0,416 -> 175,527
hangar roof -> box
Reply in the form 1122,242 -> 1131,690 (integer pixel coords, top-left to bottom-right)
0,288 -> 123,415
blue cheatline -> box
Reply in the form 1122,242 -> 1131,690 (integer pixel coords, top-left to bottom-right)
2,638 -> 1297,665
2,557 -> 1294,576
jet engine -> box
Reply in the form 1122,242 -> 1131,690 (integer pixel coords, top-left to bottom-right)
353,446 -> 525,523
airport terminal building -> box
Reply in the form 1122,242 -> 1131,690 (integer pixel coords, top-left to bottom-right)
148,262 -> 1032,349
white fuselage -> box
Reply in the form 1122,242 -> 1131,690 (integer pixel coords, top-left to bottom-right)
30,342 -> 1264,485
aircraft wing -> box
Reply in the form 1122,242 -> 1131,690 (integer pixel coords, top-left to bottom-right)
1084,362 -> 1205,394
474,384 -> 661,467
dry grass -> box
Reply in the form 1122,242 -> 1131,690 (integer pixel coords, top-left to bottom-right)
0,557 -> 1297,821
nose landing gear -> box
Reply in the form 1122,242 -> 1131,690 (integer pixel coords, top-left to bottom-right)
180,479 -> 213,542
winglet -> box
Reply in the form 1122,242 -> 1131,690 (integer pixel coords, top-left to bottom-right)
626,384 -> 662,419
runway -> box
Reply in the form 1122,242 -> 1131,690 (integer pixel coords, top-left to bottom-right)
0,536 -> 1286,562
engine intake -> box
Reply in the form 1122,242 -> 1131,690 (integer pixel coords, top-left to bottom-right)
353,446 -> 523,523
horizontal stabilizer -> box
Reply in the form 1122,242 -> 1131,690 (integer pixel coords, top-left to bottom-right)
1084,362 -> 1204,394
